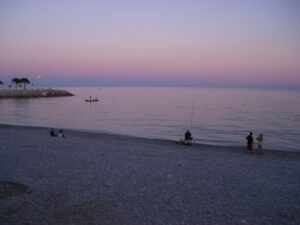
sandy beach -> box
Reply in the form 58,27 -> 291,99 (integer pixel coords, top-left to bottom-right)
0,124 -> 299,225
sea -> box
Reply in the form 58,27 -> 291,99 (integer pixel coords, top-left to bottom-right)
0,87 -> 299,152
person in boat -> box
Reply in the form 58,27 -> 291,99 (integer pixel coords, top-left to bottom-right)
49,128 -> 56,137
58,129 -> 65,138
184,130 -> 193,143
85,95 -> 98,102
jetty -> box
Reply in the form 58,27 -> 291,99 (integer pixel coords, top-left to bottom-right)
0,88 -> 74,99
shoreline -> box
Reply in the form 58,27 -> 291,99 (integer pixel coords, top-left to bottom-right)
1,123 -> 299,156
1,123 -> 299,224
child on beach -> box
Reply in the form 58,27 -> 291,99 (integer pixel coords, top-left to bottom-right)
256,134 -> 264,154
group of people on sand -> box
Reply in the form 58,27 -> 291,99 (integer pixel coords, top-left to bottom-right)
49,128 -> 65,138
183,130 -> 264,154
246,132 -> 264,154
49,127 -> 263,153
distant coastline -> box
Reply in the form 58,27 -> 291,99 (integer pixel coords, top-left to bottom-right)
0,88 -> 74,99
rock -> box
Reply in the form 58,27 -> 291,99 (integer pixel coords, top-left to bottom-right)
279,210 -> 292,218
240,219 -> 248,224
0,181 -> 31,199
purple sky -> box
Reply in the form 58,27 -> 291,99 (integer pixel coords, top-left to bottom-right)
0,0 -> 300,88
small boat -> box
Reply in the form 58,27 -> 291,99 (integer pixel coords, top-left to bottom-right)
85,96 -> 99,102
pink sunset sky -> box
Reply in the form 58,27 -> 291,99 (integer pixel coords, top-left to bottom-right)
0,0 -> 300,88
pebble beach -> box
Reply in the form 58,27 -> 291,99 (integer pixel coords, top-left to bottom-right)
0,124 -> 299,225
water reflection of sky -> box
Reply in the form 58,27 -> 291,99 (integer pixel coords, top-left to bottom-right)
0,88 -> 300,151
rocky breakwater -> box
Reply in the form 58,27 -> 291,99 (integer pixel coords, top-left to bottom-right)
0,88 -> 74,99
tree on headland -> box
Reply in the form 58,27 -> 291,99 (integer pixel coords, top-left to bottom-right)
11,78 -> 21,89
0,80 -> 3,85
20,78 -> 30,89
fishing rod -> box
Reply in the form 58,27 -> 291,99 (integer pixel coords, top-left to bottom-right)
190,95 -> 195,127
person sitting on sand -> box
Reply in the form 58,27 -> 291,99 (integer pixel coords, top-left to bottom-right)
246,132 -> 254,154
256,134 -> 263,154
49,129 -> 56,137
58,129 -> 65,138
184,130 -> 193,144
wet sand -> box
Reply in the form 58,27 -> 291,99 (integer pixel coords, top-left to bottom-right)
0,124 -> 299,225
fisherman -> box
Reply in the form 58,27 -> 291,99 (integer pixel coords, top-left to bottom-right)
184,130 -> 193,144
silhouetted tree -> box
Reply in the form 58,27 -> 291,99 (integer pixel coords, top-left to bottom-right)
0,80 -> 3,85
11,78 -> 21,89
20,78 -> 30,89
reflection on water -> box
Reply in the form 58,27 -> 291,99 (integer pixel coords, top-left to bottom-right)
0,87 -> 300,151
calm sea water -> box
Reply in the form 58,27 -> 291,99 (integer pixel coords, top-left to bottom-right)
0,87 -> 300,151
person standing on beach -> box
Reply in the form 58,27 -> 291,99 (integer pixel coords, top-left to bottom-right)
246,132 -> 254,154
256,134 -> 264,154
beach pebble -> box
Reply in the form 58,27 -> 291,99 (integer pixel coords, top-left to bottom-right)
240,219 -> 248,224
